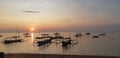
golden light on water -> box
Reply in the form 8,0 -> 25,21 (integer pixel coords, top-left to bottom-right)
31,33 -> 34,42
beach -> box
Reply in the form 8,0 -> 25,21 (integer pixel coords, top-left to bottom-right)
4,53 -> 120,58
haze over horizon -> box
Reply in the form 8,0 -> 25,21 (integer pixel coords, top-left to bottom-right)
0,0 -> 120,32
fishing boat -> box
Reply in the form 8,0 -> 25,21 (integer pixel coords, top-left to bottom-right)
86,32 -> 91,35
62,37 -> 72,46
23,28 -> 31,37
35,34 -> 52,46
99,33 -> 106,36
53,32 -> 64,39
23,33 -> 29,35
3,27 -> 23,44
75,33 -> 82,37
37,38 -> 52,46
3,38 -> 23,44
48,33 -> 63,43
23,32 -> 31,37
35,34 -> 50,40
54,32 -> 59,36
42,34 -> 50,38
12,36 -> 20,38
93,36 -> 99,38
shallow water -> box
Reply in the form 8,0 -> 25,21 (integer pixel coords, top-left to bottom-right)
0,32 -> 120,57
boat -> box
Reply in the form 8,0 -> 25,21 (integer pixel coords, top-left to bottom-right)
51,36 -> 64,39
53,32 -> 63,39
37,38 -> 52,46
24,35 -> 31,37
86,32 -> 91,35
12,36 -> 20,38
36,34 -> 53,46
54,32 -> 60,36
23,33 -> 29,35
36,37 -> 44,39
99,33 -> 106,36
3,27 -> 23,44
23,32 -> 31,37
62,37 -> 72,46
75,33 -> 82,37
35,34 -> 50,40
23,28 -> 30,35
62,40 -> 72,46
3,38 -> 23,44
93,36 -> 99,38
41,34 -> 50,38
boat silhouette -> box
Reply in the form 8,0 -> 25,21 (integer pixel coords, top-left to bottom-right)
3,38 -> 23,44
3,27 -> 23,44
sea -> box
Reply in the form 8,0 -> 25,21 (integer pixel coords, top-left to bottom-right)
0,32 -> 120,57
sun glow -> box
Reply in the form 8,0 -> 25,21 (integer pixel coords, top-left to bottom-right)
30,28 -> 34,31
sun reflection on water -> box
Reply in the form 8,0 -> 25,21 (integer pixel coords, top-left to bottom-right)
31,33 -> 34,42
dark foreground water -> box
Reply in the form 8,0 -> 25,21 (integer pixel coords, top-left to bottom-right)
0,32 -> 120,57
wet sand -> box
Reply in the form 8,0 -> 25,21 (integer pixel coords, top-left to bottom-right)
4,53 -> 120,58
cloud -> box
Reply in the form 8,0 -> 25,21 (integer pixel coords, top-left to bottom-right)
22,10 -> 40,13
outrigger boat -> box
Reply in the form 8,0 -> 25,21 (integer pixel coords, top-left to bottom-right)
93,36 -> 99,38
53,32 -> 64,39
24,33 -> 31,37
75,33 -> 82,37
62,37 -> 72,46
36,34 -> 52,46
3,27 -> 23,44
85,32 -> 91,35
23,33 -> 29,35
99,33 -> 106,36
3,37 -> 23,44
12,36 -> 20,38
37,38 -> 52,46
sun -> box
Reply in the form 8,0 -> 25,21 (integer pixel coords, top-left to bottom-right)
30,28 -> 34,31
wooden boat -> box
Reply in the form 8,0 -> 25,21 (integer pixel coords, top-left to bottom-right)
51,36 -> 64,39
3,27 -> 23,44
24,35 -> 31,37
3,38 -> 23,44
62,37 -> 72,46
37,38 -> 52,46
53,32 -> 64,39
86,32 -> 91,35
36,37 -> 44,39
41,34 -> 50,38
36,34 -> 51,39
93,36 -> 99,38
62,40 -> 72,46
23,33 -> 29,35
12,36 -> 20,38
54,32 -> 60,36
99,33 -> 106,36
75,33 -> 82,37
24,32 -> 31,37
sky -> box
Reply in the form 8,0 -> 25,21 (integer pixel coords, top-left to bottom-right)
0,0 -> 120,32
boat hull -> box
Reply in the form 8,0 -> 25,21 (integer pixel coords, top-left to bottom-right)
3,39 -> 22,44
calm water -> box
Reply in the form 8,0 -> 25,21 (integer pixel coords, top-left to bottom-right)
0,32 -> 120,57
